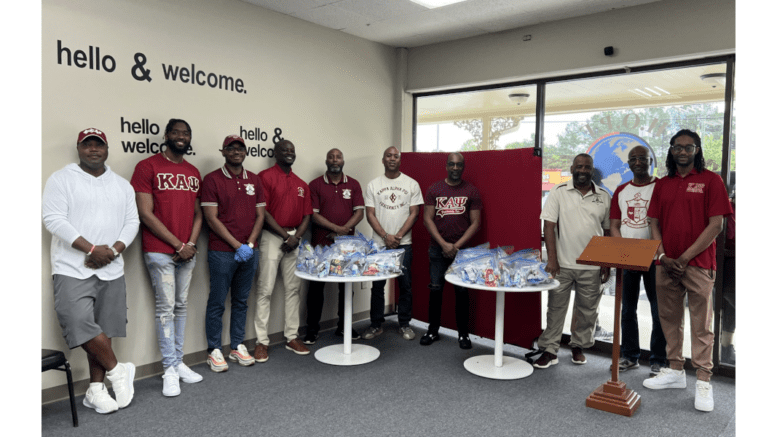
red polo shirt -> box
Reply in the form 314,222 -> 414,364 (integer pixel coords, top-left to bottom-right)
647,168 -> 732,269
201,166 -> 267,252
309,173 -> 365,247
258,163 -> 312,228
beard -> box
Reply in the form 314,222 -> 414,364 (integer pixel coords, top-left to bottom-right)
165,138 -> 190,155
327,164 -> 342,174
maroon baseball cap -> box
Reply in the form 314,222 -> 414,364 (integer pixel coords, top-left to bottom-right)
77,128 -> 108,144
222,135 -> 246,148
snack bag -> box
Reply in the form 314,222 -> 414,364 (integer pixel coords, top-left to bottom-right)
362,248 -> 405,276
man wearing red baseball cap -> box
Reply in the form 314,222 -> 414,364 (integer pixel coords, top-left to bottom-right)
200,135 -> 266,371
43,128 -> 140,414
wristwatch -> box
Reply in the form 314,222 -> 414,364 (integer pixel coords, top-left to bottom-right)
110,246 -> 120,258
248,242 -> 254,249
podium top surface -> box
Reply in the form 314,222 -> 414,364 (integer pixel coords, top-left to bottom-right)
576,236 -> 660,271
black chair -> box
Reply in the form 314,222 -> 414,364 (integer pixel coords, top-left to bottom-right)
42,349 -> 78,427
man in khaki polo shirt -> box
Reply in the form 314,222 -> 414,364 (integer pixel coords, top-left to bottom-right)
534,153 -> 611,369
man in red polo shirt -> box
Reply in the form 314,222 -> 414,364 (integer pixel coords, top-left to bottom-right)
303,148 -> 365,345
643,129 -> 732,413
253,139 -> 313,362
201,135 -> 266,372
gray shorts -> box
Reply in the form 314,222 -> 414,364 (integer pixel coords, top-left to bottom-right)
52,274 -> 127,349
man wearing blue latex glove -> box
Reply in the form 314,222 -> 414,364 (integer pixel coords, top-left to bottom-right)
201,135 -> 266,372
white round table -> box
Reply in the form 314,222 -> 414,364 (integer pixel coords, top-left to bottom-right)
445,274 -> 560,380
295,271 -> 400,366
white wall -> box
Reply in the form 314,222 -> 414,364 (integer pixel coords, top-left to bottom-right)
406,0 -> 735,92
42,0 -> 398,391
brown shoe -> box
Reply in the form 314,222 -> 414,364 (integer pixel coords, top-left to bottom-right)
253,343 -> 269,363
571,347 -> 587,364
285,338 -> 310,355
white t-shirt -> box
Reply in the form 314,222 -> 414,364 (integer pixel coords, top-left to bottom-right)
364,173 -> 424,246
610,177 -> 658,240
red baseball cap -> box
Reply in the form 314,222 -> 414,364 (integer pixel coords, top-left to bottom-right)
77,128 -> 108,144
222,135 -> 246,148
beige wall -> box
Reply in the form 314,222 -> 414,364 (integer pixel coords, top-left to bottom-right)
405,0 -> 735,92
42,0 -> 398,391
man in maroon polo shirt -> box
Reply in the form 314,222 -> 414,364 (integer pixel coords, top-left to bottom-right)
642,129 -> 732,413
253,139 -> 313,362
201,135 -> 266,372
303,148 -> 365,345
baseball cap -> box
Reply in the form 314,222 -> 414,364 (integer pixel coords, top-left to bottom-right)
77,128 -> 108,144
222,135 -> 246,148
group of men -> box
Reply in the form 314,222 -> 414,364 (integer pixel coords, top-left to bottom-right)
44,123 -> 730,415
533,129 -> 732,413
43,120 -> 484,415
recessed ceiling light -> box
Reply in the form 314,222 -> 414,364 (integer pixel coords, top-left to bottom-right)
644,87 -> 662,96
654,86 -> 671,95
410,0 -> 468,9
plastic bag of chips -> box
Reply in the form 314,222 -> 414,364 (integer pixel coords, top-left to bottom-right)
296,240 -> 318,275
450,253 -> 501,287
362,248 -> 405,276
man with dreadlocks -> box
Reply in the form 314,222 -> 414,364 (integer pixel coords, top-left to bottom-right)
642,129 -> 732,413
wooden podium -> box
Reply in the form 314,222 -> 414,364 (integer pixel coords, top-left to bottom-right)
576,236 -> 660,417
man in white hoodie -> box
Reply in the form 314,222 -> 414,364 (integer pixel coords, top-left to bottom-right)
42,128 -> 140,414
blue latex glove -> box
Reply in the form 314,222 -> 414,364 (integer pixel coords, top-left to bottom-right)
234,244 -> 253,262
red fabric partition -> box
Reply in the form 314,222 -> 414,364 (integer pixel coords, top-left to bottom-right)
400,149 -> 543,348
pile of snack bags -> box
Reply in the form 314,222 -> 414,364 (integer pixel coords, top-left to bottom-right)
446,243 -> 553,288
296,232 -> 405,278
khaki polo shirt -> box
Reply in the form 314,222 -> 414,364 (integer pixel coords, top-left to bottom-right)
540,180 -> 611,270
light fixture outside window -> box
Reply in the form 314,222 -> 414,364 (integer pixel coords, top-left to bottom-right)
410,0 -> 468,9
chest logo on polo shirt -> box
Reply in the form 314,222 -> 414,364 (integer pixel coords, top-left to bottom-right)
298,187 -> 305,197
245,183 -> 255,196
687,183 -> 705,193
625,193 -> 648,227
435,196 -> 467,217
342,189 -> 352,199
592,194 -> 605,204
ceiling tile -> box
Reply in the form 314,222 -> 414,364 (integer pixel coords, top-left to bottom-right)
291,4 -> 371,30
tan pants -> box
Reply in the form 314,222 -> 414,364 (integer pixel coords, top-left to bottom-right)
656,265 -> 715,381
253,229 -> 301,345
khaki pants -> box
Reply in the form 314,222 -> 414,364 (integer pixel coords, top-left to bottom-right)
538,268 -> 602,355
253,229 -> 301,345
656,265 -> 715,381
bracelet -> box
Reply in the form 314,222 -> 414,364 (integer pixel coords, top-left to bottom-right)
187,242 -> 197,249
86,245 -> 95,257
658,253 -> 666,262
110,246 -> 120,258
176,243 -> 186,253
382,233 -> 388,240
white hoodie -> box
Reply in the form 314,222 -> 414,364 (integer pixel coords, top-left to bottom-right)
42,163 -> 139,280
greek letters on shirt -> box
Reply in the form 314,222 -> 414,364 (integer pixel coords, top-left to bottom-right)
378,186 -> 410,210
435,196 -> 467,217
155,173 -> 200,192
687,183 -> 705,193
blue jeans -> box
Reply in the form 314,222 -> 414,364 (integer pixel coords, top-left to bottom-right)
370,244 -> 413,328
206,249 -> 259,350
621,263 -> 667,366
428,245 -> 470,336
144,252 -> 196,369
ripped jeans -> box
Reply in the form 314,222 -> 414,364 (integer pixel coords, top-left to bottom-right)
144,252 -> 196,369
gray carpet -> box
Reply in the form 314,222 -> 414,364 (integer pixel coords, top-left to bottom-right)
42,316 -> 736,437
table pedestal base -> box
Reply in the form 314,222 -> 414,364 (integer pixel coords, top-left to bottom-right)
314,344 -> 380,366
586,380 -> 641,416
463,355 -> 534,380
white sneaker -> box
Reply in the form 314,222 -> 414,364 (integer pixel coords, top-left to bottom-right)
83,383 -> 118,414
695,380 -> 714,412
176,362 -> 203,383
106,362 -> 135,408
643,367 -> 686,389
209,348 -> 229,372
162,366 -> 181,397
228,344 -> 255,367
400,326 -> 415,340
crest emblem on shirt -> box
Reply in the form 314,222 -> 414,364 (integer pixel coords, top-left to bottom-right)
435,196 -> 467,217
687,183 -> 705,193
342,189 -> 352,199
625,193 -> 648,227
298,187 -> 305,197
245,183 -> 255,196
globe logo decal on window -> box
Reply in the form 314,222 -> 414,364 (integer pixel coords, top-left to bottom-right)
586,132 -> 656,196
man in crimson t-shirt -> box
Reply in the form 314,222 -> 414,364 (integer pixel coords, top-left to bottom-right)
420,152 -> 482,349
642,129 -> 732,413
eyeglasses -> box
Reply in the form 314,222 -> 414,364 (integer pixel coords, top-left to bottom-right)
670,144 -> 697,153
224,146 -> 247,153
627,156 -> 649,163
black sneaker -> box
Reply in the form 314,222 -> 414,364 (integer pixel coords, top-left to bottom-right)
302,332 -> 318,345
458,335 -> 472,349
532,351 -> 558,369
335,328 -> 361,340
419,332 -> 440,346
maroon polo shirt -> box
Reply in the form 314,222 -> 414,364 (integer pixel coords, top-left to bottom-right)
258,163 -> 312,228
201,166 -> 266,252
309,173 -> 365,247
647,168 -> 732,270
